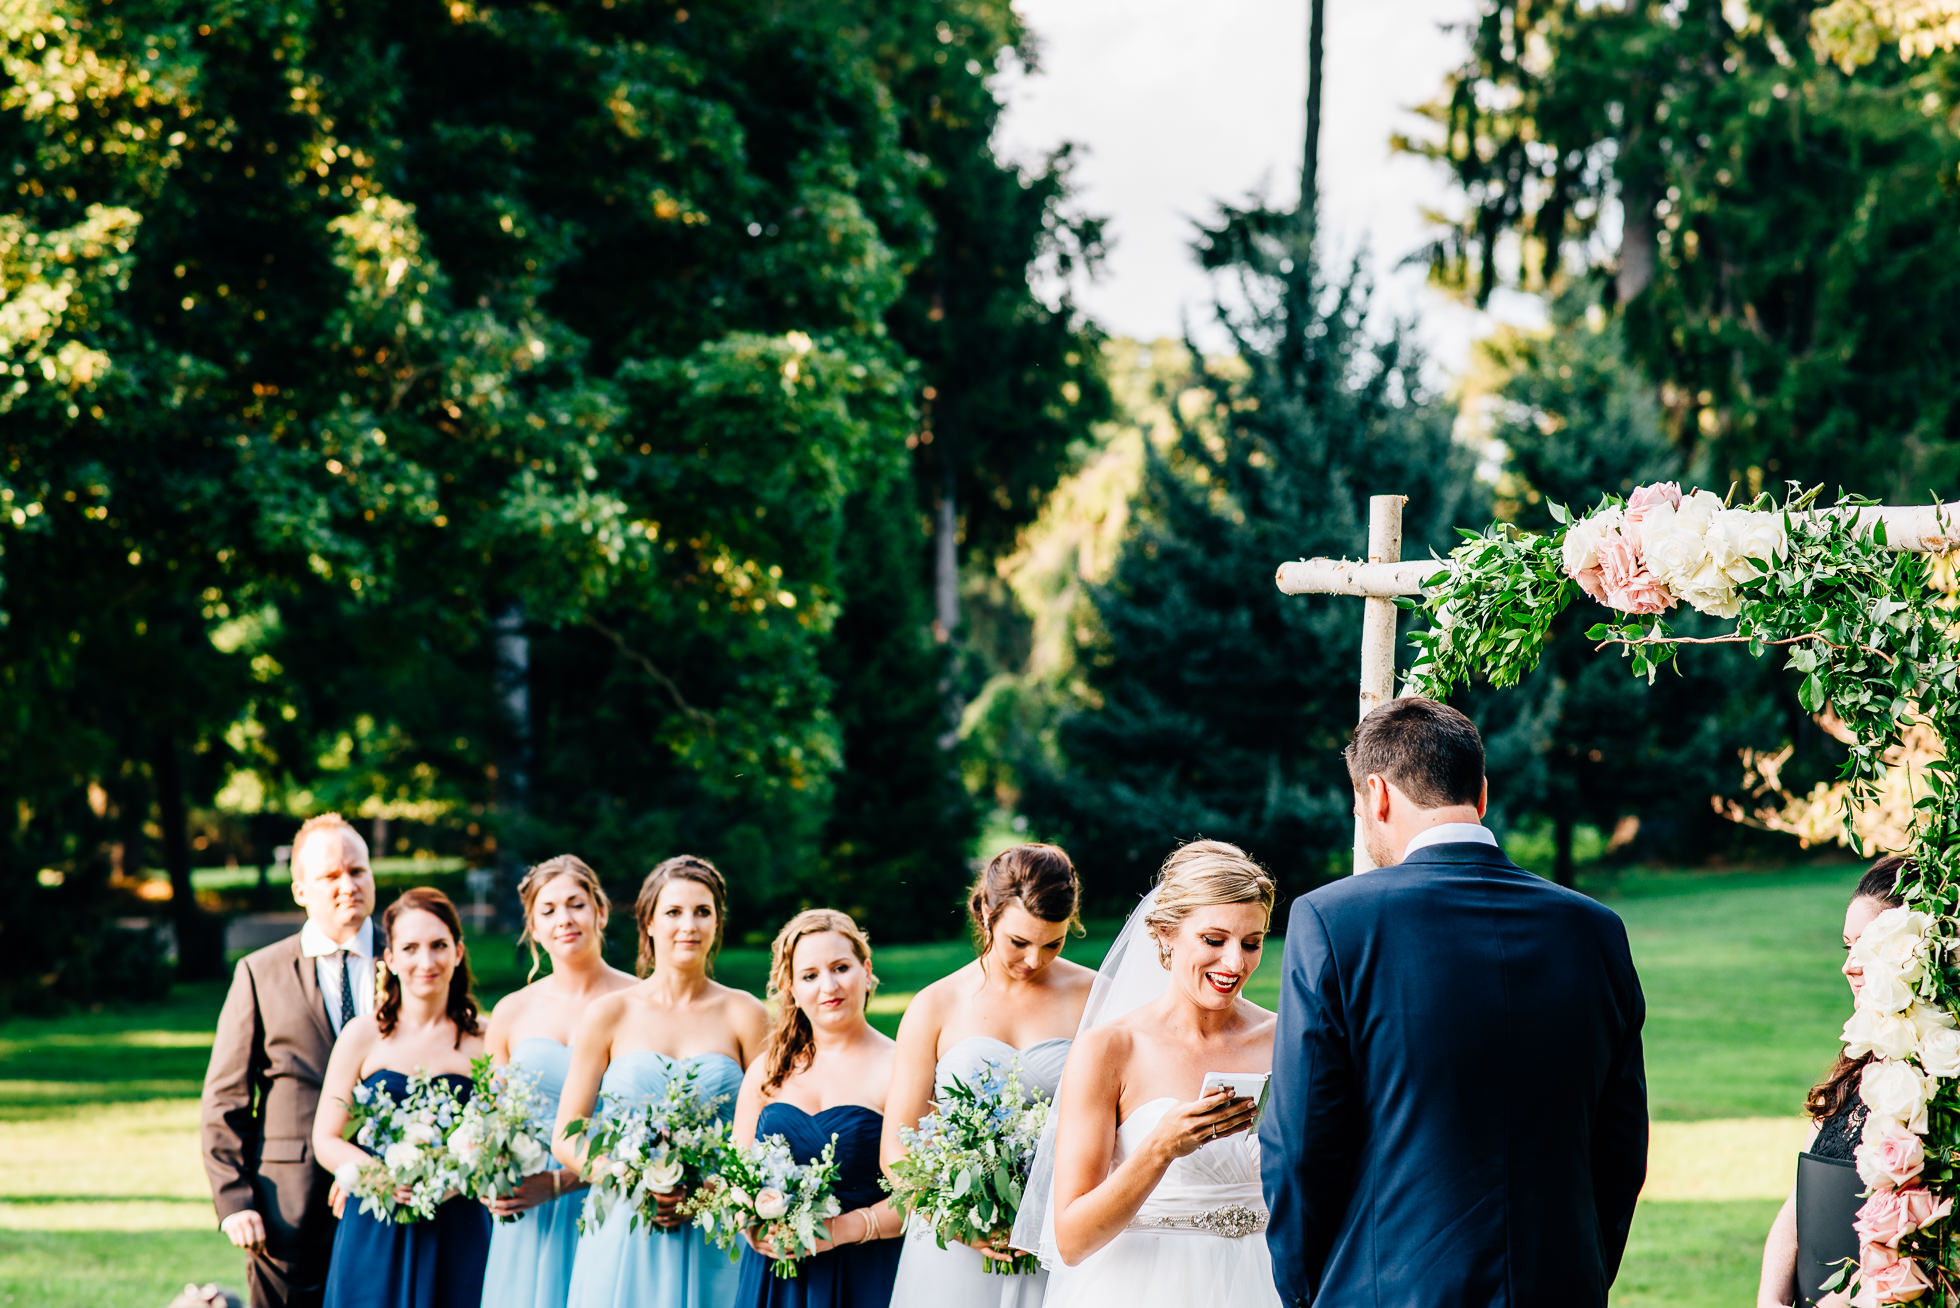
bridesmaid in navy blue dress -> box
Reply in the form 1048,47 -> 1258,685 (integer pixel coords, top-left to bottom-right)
312,888 -> 492,1308
478,855 -> 636,1308
731,909 -> 904,1307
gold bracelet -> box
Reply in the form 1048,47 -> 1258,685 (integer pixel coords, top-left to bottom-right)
856,1209 -> 874,1245
551,1171 -> 563,1198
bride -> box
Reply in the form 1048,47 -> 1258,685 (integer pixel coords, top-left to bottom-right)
1021,840 -> 1280,1306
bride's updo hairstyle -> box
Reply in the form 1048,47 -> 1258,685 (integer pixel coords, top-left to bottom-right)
760,908 -> 876,1093
1143,840 -> 1276,968
968,842 -> 1084,959
635,854 -> 728,976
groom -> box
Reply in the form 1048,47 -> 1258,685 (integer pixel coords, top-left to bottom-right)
201,814 -> 379,1308
1261,698 -> 1648,1307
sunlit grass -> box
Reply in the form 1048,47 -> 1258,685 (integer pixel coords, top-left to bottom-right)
0,860 -> 1868,1304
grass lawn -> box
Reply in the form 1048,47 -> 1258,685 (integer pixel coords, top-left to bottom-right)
0,860 -> 1862,1306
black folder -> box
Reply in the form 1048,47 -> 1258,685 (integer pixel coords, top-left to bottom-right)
1795,1150 -> 1864,1306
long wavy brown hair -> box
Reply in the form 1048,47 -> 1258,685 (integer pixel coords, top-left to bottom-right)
1808,855 -> 1909,1121
759,909 -> 875,1094
635,854 -> 728,977
375,887 -> 482,1049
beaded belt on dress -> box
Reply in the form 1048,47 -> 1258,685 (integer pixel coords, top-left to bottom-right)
1127,1204 -> 1268,1238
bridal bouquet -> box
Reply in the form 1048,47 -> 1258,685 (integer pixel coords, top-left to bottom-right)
564,1063 -> 731,1234
884,1065 -> 1051,1275
335,1070 -> 470,1222
448,1056 -> 554,1221
687,1129 -> 842,1279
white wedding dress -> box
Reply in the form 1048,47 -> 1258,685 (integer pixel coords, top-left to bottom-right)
1013,888 -> 1281,1308
1041,1098 -> 1277,1307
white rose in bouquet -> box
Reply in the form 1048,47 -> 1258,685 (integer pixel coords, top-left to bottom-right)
447,1122 -> 484,1168
1562,509 -> 1623,575
753,1187 -> 789,1220
403,1120 -> 442,1148
1861,1059 -> 1933,1134
1844,1008 -> 1921,1062
383,1141 -> 423,1172
511,1132 -> 548,1176
1703,509 -> 1788,583
644,1151 -> 685,1195
609,1159 -> 634,1181
1919,1026 -> 1960,1079
334,1162 -> 365,1192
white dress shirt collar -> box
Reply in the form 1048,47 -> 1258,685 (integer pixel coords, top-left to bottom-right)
1401,822 -> 1499,858
300,916 -> 374,959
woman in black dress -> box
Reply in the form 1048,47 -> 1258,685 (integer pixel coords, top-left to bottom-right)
1756,856 -> 1907,1308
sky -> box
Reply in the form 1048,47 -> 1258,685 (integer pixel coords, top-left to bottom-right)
994,0 -> 1537,378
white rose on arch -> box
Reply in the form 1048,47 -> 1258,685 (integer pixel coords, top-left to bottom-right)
1920,1026 -> 1960,1079
1670,558 -> 1742,619
1703,508 -> 1789,583
1854,907 -> 1934,987
1561,509 -> 1624,575
1861,1058 -> 1934,1134
1844,1008 -> 1922,1062
1860,964 -> 1918,1017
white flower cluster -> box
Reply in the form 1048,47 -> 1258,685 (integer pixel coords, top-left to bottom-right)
449,1060 -> 553,1218
689,1132 -> 842,1279
885,1067 -> 1052,1276
574,1066 -> 730,1235
335,1071 -> 471,1223
1843,907 -> 1957,1135
1561,484 -> 1789,618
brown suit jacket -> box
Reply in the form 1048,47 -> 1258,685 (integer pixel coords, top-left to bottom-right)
200,926 -> 382,1265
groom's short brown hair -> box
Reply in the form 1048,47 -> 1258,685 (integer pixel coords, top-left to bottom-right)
1345,698 -> 1484,809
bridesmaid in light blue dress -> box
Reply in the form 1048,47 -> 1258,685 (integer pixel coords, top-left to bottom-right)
731,909 -> 905,1307
882,845 -> 1095,1308
480,855 -> 637,1308
555,855 -> 771,1308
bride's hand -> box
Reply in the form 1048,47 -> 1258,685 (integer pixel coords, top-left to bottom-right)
1147,1087 -> 1259,1161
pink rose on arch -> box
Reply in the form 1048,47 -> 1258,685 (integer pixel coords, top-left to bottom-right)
1571,565 -> 1611,606
1856,1119 -> 1926,1191
1623,481 -> 1683,531
1596,533 -> 1675,615
1863,1246 -> 1932,1304
1854,1186 -> 1949,1245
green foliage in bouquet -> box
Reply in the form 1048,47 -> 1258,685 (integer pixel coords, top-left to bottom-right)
884,1069 -> 1051,1276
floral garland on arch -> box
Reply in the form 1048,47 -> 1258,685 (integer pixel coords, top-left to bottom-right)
1406,482 -> 1960,1306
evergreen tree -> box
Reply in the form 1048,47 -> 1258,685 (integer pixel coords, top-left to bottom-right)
1025,224 -> 1481,904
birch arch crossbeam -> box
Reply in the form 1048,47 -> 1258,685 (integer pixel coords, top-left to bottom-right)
1273,498 -> 1960,874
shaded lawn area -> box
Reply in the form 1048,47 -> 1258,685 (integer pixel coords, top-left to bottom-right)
0,861 -> 1863,1306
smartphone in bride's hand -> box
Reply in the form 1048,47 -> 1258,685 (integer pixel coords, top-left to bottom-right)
1199,1071 -> 1271,1128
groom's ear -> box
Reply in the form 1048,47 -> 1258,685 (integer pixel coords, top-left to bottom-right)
1365,774 -> 1394,823
1476,777 -> 1489,819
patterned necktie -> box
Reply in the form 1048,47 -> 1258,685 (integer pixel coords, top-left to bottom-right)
338,947 -> 356,1030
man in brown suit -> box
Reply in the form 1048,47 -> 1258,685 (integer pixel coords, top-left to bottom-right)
201,814 -> 378,1308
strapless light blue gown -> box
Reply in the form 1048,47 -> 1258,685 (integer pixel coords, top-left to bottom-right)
734,1101 -> 901,1308
565,1052 -> 744,1308
481,1038 -> 580,1308
324,1070 -> 492,1308
889,1037 -> 1073,1308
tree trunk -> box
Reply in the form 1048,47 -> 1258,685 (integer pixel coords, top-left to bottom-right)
492,603 -> 531,922
1300,0 -> 1326,229
932,463 -> 961,744
1552,810 -> 1576,889
154,732 -> 223,979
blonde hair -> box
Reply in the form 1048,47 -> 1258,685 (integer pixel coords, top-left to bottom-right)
1144,840 -> 1276,963
291,813 -> 367,874
517,854 -> 611,983
760,909 -> 875,1093
635,855 -> 728,977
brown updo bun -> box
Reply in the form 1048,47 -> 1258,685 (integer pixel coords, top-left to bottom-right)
967,842 -> 1083,958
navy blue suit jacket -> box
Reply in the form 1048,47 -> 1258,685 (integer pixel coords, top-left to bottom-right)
1259,841 -> 1648,1308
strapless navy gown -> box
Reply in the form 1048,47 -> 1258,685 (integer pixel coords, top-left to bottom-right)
733,1102 -> 900,1308
323,1070 -> 491,1308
